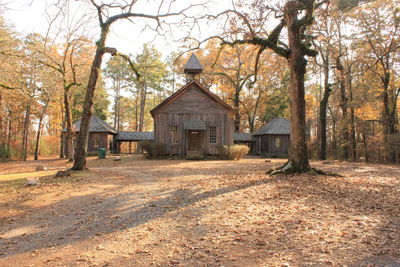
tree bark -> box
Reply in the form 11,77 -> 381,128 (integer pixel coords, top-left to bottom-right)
64,84 -> 74,162
60,114 -> 65,158
72,26 -> 109,170
381,71 -> 397,163
234,88 -> 240,132
336,56 -> 350,160
361,121 -> 369,162
34,102 -> 49,160
7,110 -> 12,149
328,106 -> 338,158
284,2 -> 310,172
22,101 -> 32,161
318,59 -> 331,160
135,91 -> 139,131
348,73 -> 357,161
138,83 -> 147,132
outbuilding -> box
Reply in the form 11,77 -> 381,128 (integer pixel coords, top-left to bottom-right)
253,117 -> 290,157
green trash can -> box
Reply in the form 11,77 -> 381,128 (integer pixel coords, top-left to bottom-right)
98,148 -> 106,159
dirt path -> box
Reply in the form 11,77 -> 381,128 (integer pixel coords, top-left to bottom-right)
0,157 -> 399,266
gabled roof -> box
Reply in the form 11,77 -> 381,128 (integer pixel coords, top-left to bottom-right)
184,53 -> 203,74
253,117 -> 291,136
115,131 -> 154,141
62,115 -> 117,134
150,80 -> 234,116
234,133 -> 254,142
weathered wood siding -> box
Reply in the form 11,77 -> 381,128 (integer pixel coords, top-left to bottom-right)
63,132 -> 114,155
153,85 -> 234,155
254,134 -> 290,157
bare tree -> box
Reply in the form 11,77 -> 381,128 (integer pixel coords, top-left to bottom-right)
32,1 -> 92,161
311,3 -> 336,160
72,0 -> 198,170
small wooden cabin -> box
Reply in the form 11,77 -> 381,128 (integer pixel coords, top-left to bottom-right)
62,115 -> 117,155
150,54 -> 235,158
253,117 -> 290,157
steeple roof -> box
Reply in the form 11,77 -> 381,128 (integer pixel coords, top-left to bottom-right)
184,53 -> 203,74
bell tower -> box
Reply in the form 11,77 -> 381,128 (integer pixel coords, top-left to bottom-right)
184,53 -> 203,82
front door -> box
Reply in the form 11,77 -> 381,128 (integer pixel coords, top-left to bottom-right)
187,130 -> 203,158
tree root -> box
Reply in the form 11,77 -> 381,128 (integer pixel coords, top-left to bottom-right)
267,161 -> 343,177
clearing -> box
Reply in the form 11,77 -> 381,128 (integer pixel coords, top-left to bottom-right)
0,156 -> 399,267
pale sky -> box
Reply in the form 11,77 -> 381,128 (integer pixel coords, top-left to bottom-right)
4,0 -> 234,120
5,0 -> 233,59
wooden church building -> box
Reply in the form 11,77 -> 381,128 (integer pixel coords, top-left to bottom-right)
64,54 -> 293,159
150,54 -> 235,158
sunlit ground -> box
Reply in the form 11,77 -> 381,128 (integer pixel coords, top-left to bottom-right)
0,156 -> 399,266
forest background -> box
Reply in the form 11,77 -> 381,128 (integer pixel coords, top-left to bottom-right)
0,0 -> 399,163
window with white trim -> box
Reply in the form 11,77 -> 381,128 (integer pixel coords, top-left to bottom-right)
210,126 -> 217,144
170,126 -> 178,144
274,137 -> 281,149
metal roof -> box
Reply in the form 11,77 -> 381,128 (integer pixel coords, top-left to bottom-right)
115,132 -> 154,141
184,53 -> 203,74
62,115 -> 117,134
183,119 -> 207,130
253,118 -> 291,135
234,133 -> 254,142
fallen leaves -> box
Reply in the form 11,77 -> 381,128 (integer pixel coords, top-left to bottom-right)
0,158 -> 400,266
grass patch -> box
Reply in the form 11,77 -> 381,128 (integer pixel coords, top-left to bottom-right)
0,169 -> 92,196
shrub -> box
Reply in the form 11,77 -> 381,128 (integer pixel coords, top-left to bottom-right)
217,145 -> 230,159
229,144 -> 249,160
139,140 -> 166,158
0,144 -> 12,160
217,144 -> 249,160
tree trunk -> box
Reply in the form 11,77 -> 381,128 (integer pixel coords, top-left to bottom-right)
284,2 -> 310,172
34,102 -> 49,160
135,91 -> 139,131
0,94 -> 3,146
336,56 -> 350,160
34,116 -> 44,160
22,102 -> 32,161
361,121 -> 369,162
318,61 -> 331,160
7,110 -> 12,149
249,118 -> 254,133
234,88 -> 240,133
64,85 -> 74,162
113,80 -> 118,129
381,72 -> 397,163
138,83 -> 147,132
60,115 -> 65,158
347,70 -> 357,161
72,29 -> 109,170
328,106 -> 338,159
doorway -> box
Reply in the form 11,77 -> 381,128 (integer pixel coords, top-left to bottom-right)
187,130 -> 203,158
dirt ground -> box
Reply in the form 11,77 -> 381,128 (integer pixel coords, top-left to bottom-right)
0,155 -> 399,267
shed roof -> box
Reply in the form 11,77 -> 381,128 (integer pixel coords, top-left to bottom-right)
184,53 -> 203,74
253,118 -> 291,136
115,132 -> 154,141
234,133 -> 254,142
62,115 -> 117,134
150,80 -> 234,116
